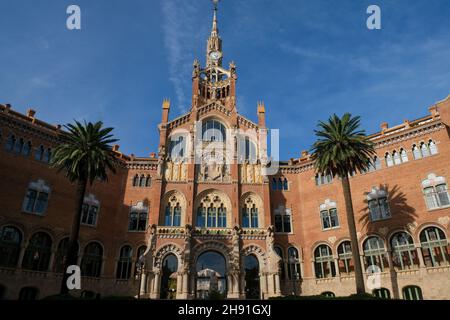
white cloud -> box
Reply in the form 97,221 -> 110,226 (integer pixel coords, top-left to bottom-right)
161,0 -> 207,113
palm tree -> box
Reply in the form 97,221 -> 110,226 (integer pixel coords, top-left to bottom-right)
51,121 -> 118,294
310,113 -> 375,295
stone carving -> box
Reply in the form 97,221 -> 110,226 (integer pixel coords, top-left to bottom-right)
192,59 -> 200,78
266,225 -> 281,274
199,159 -> 229,182
229,61 -> 237,79
438,216 -> 450,228
164,161 -> 188,182
182,224 -> 193,271
407,222 -> 418,233
378,227 -> 389,236
143,224 -> 158,269
241,164 -> 263,184
154,243 -> 183,269
328,236 -> 337,245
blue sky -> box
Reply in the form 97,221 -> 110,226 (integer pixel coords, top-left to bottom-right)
1,0 -> 449,160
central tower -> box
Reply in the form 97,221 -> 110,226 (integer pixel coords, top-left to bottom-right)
191,0 -> 237,111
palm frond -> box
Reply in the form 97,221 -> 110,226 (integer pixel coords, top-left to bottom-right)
310,113 -> 375,178
50,120 -> 119,185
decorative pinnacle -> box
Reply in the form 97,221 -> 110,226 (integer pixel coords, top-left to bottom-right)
162,98 -> 170,110
257,101 -> 266,113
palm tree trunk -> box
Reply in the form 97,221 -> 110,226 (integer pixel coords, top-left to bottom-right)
341,175 -> 366,294
60,179 -> 87,294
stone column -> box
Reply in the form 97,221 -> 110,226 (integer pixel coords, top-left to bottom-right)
151,271 -> 161,299
177,272 -> 183,295
334,258 -> 340,277
140,272 -> 147,296
190,273 -> 196,297
260,273 -> 268,299
275,273 -> 281,295
17,245 -> 27,269
182,272 -> 189,296
416,246 -> 425,268
48,250 -> 56,272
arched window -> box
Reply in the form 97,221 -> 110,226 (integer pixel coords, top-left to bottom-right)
412,144 -> 422,160
202,119 -> 226,142
164,198 -> 182,227
274,246 -> 285,280
196,194 -> 227,228
22,141 -> 31,156
373,157 -> 381,170
5,134 -> 16,151
283,178 -> 288,190
43,148 -> 51,163
22,179 -> 50,215
420,227 -> 449,267
54,238 -> 79,273
319,200 -> 339,230
35,145 -> 44,161
363,236 -> 388,271
139,175 -> 146,187
22,232 -> 52,271
420,142 -> 430,157
287,247 -> 301,280
367,187 -> 390,221
272,178 -> 277,190
337,241 -> 353,274
0,226 -> 22,268
390,232 -> 418,270
242,196 -> 259,228
315,173 -> 333,186
400,149 -> 408,163
145,175 -> 151,187
314,245 -> 336,278
134,245 -> 147,276
132,174 -> 139,187
14,138 -> 24,154
116,245 -> 133,279
402,286 -> 423,300
81,242 -> 103,277
422,174 -> 450,209
385,153 -> 394,167
168,135 -> 186,160
81,194 -> 100,226
18,287 -> 39,300
393,151 -> 401,165
129,201 -> 148,232
238,136 -> 257,164
274,206 -> 292,233
277,178 -> 283,190
429,140 -> 438,155
373,288 -> 391,299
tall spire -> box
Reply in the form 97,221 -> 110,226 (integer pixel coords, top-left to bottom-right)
211,1 -> 219,37
206,0 -> 223,67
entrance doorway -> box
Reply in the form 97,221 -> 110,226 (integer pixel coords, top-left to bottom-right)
196,251 -> 227,299
244,255 -> 260,299
160,254 -> 178,299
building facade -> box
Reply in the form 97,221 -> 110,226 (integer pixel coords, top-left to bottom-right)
1,8 -> 450,300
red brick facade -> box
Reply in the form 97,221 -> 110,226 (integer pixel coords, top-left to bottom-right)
1,9 -> 450,300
